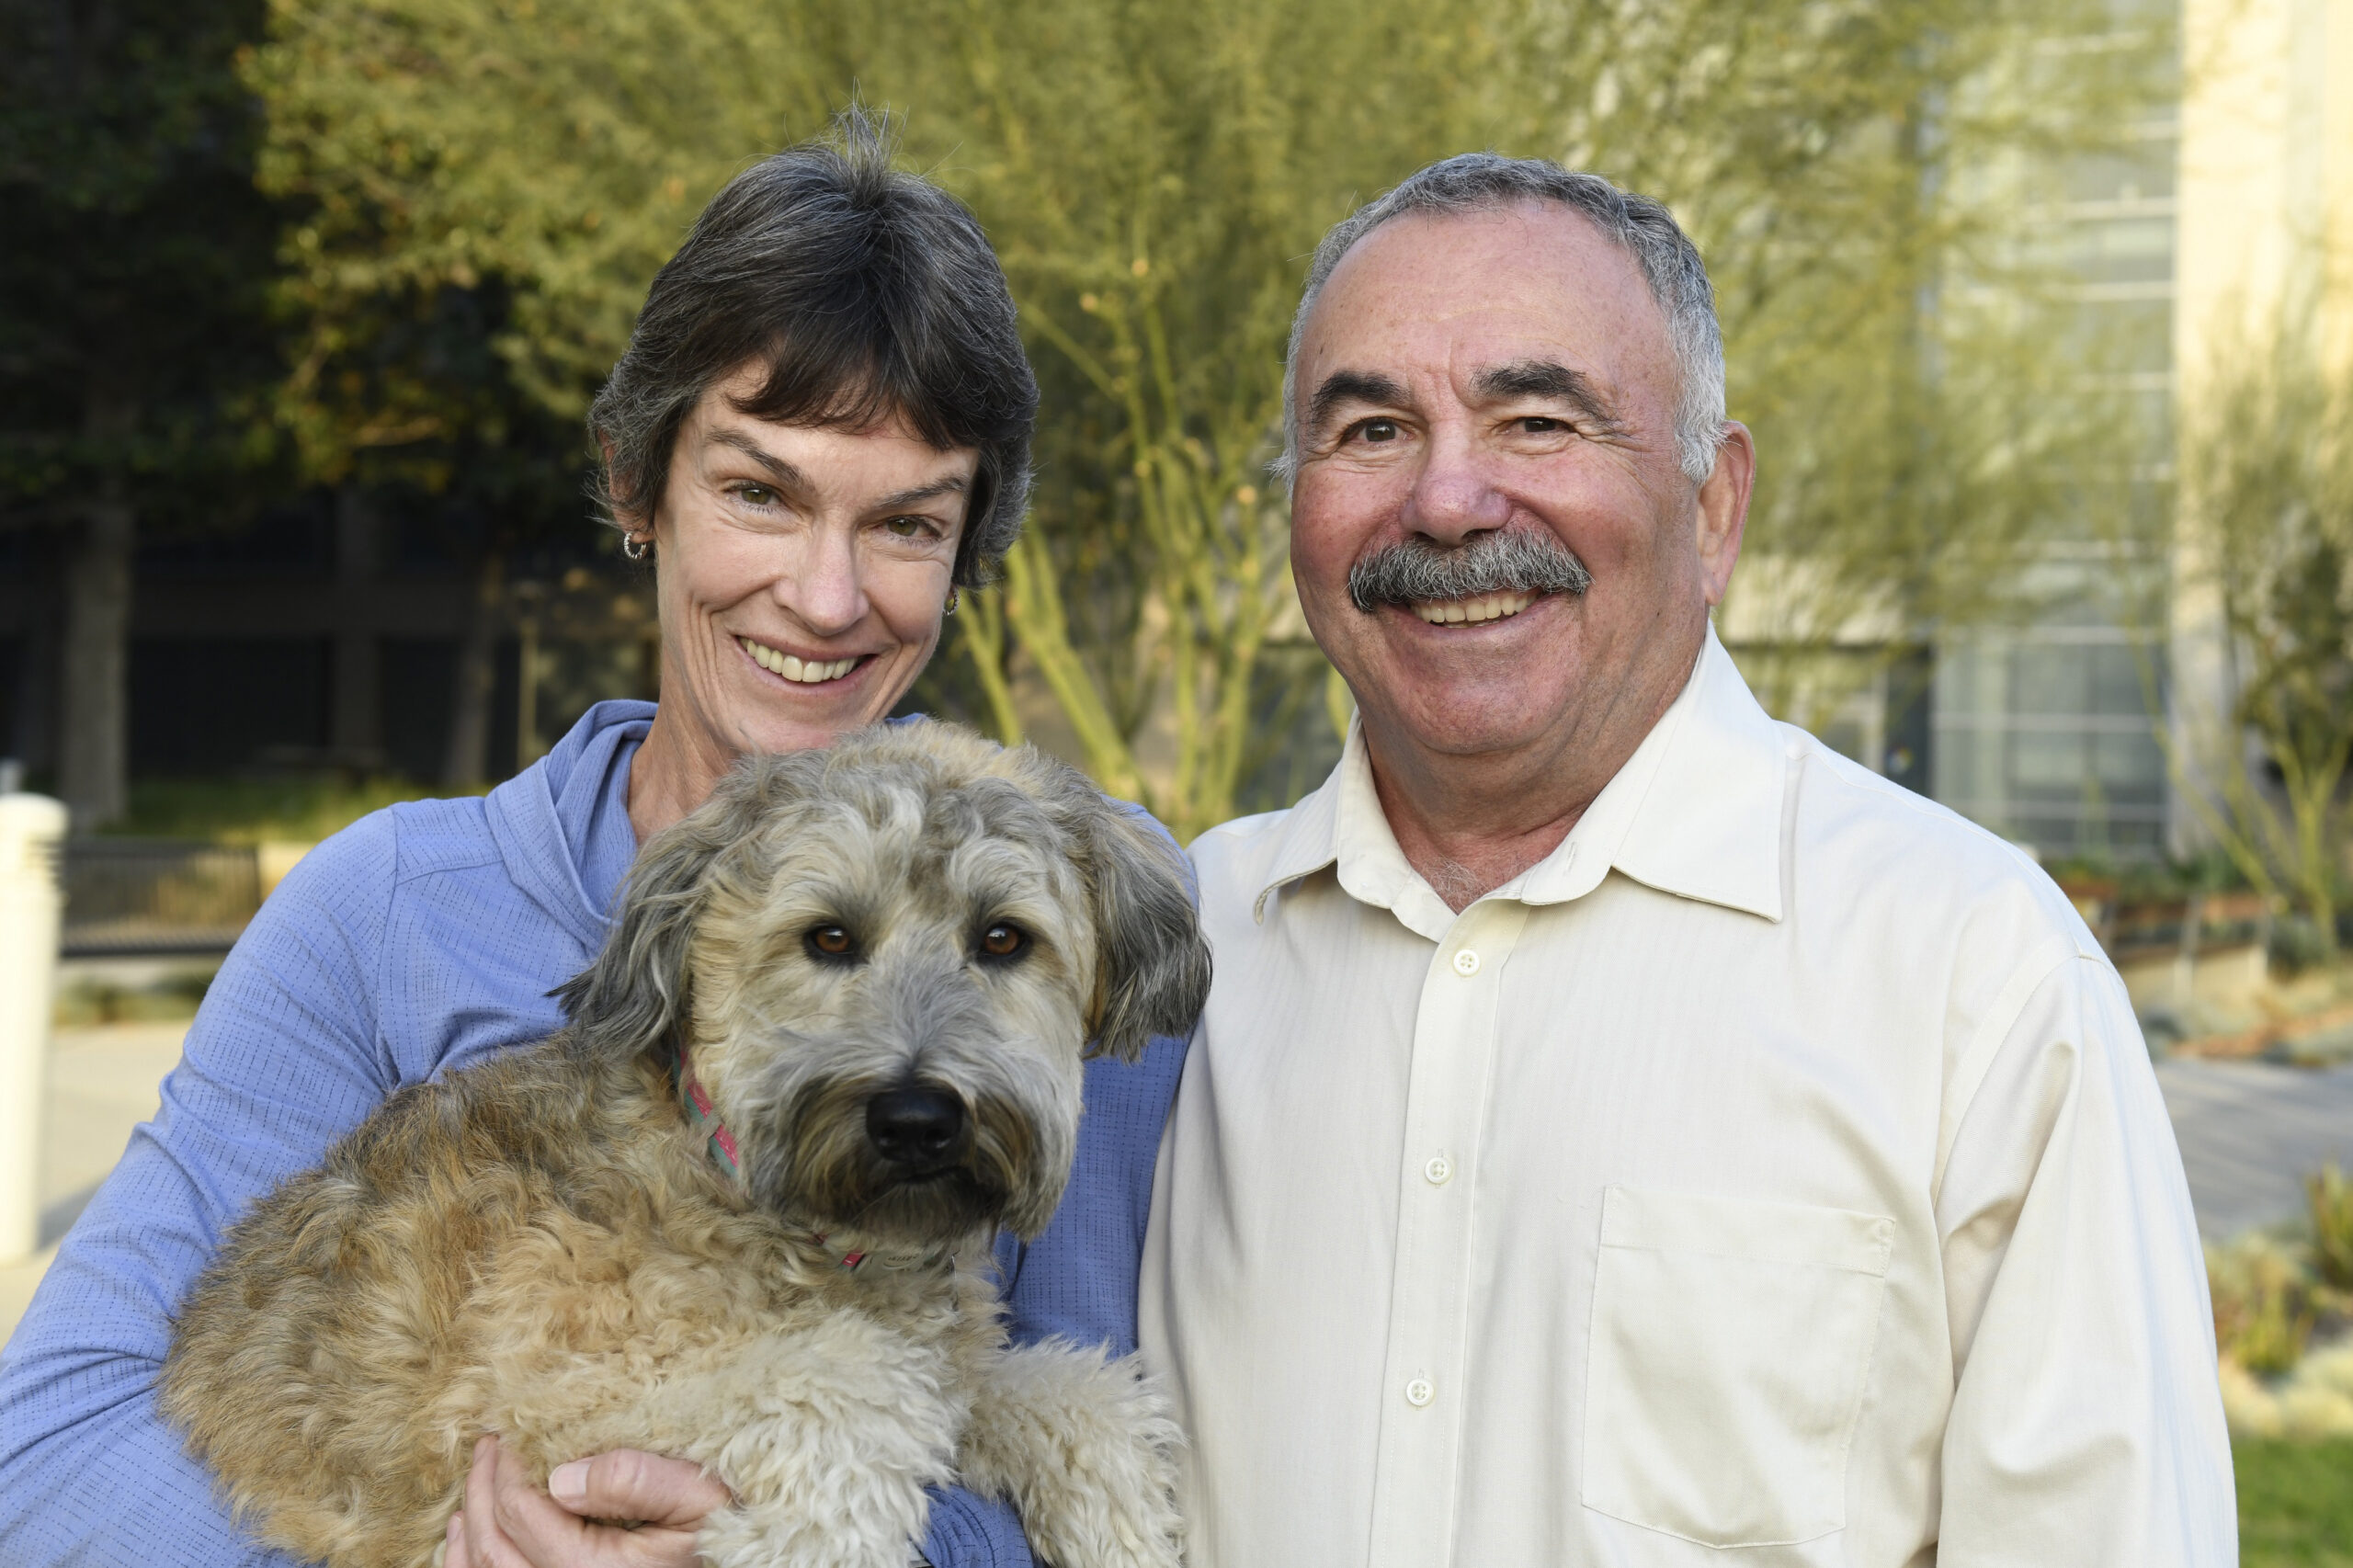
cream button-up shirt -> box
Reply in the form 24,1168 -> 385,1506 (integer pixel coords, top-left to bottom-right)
1140,630 -> 2233,1567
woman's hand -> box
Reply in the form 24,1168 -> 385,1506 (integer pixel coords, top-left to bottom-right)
445,1436 -> 731,1568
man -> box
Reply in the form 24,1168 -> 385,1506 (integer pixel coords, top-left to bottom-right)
1140,154 -> 2233,1565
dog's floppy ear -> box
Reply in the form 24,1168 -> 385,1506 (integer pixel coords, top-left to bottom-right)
1033,765 -> 1211,1063
553,758 -> 785,1063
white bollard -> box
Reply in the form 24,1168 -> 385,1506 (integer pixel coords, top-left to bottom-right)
0,791 -> 68,1265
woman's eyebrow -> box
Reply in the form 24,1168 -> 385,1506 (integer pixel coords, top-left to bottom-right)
1472,358 -> 1623,427
707,427 -> 814,493
871,474 -> 970,513
1306,369 -> 1411,434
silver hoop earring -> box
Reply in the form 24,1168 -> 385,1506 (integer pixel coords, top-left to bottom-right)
621,531 -> 653,562
944,586 -> 961,616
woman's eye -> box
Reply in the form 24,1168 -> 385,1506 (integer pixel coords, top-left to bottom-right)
734,483 -> 777,506
883,516 -> 931,539
806,925 -> 858,960
978,923 -> 1027,960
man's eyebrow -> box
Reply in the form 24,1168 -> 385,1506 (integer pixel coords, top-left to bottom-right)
1472,359 -> 1622,427
1306,369 -> 1411,434
707,428 -> 813,493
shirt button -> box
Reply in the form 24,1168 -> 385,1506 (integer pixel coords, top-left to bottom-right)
1404,1377 -> 1436,1407
1424,1155 -> 1453,1185
1451,949 -> 1481,976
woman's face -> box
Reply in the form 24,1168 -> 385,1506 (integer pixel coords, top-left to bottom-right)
647,367 -> 980,760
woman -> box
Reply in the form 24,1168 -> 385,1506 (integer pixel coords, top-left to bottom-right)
0,119 -> 1186,1568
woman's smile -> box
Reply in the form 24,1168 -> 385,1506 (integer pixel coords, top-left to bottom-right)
733,633 -> 866,687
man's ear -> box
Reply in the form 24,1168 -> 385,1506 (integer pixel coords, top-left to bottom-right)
1697,419 -> 1755,607
1040,772 -> 1212,1063
553,755 -> 806,1063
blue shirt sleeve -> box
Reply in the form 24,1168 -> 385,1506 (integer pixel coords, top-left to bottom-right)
0,816 -> 400,1566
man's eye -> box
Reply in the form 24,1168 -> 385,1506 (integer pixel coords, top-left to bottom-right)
806,925 -> 858,961
977,923 -> 1028,961
1351,418 -> 1401,444
1518,416 -> 1563,434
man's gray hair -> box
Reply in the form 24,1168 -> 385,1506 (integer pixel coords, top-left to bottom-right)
1276,153 -> 1726,488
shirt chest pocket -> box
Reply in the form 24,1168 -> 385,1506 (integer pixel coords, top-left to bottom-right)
1582,1186 -> 1895,1550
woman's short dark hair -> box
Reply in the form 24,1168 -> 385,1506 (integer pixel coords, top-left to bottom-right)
589,111 -> 1037,586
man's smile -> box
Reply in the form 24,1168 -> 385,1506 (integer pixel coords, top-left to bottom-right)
1408,590 -> 1538,626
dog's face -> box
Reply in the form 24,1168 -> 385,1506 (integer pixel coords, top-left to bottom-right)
559,721 -> 1211,1248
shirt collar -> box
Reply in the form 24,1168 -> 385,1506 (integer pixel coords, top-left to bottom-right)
1251,624 -> 1789,937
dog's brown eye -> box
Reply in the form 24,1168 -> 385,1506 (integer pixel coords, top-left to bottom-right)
806,925 -> 858,961
979,923 -> 1026,960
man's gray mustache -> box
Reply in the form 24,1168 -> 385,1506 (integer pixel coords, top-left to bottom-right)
1347,530 -> 1593,614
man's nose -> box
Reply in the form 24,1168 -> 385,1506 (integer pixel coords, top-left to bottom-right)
1400,430 -> 1511,545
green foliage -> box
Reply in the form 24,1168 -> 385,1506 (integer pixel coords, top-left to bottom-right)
243,0 -> 2174,823
108,774 -> 463,845
2213,1233 -> 2322,1378
0,0 -> 288,530
54,969 -> 215,1028
2237,1439 -> 2353,1568
2159,327 -> 2353,960
2313,1165 -> 2353,1295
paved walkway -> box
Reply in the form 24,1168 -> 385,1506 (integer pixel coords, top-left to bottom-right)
2157,1057 -> 2353,1238
0,1022 -> 188,1345
5,1028 -> 2351,1346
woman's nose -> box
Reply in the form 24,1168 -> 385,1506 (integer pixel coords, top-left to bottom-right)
781,524 -> 868,632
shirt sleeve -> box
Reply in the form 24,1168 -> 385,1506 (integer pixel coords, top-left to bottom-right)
1933,951 -> 2236,1565
0,816 -> 399,1568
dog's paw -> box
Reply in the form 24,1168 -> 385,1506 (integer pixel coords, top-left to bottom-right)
961,1342 -> 1184,1568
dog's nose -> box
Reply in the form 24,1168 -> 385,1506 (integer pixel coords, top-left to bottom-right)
865,1087 -> 965,1172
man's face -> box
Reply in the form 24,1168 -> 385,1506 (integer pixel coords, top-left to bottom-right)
1289,203 -> 1748,767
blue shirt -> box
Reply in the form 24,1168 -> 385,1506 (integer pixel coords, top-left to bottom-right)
0,701 -> 1188,1566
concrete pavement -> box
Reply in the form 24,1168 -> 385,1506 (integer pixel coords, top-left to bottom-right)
2157,1056 -> 2353,1239
0,1021 -> 187,1345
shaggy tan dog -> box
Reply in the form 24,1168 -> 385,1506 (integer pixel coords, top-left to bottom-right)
161,721 -> 1210,1568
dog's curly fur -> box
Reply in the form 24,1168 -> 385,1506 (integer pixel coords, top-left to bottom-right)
159,721 -> 1210,1568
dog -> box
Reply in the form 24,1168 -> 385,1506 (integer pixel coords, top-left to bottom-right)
161,720 -> 1210,1568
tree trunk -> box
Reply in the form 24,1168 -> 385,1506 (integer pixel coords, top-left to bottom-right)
60,489 -> 133,829
442,547 -> 505,789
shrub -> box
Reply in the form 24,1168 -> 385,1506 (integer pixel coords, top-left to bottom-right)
2312,1164 -> 2353,1293
2211,1234 -> 2319,1377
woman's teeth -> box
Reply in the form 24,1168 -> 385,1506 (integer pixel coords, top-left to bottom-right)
1411,590 -> 1537,626
738,637 -> 858,684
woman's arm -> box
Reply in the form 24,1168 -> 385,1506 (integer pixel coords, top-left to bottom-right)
0,820 -> 400,1566
997,1035 -> 1192,1357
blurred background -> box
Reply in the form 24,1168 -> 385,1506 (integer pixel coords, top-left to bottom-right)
2,0 -> 2351,1550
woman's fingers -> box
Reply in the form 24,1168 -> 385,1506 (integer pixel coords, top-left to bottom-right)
460,1437 -> 534,1568
454,1436 -> 718,1568
546,1449 -> 731,1529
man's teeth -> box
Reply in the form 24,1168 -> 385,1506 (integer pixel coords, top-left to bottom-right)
738,637 -> 858,683
1411,590 -> 1537,626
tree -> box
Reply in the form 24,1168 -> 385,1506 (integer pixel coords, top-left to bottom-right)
2163,327 -> 2353,962
246,0 -> 2171,830
0,0 -> 286,824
